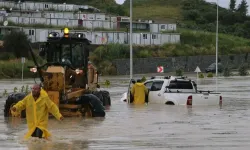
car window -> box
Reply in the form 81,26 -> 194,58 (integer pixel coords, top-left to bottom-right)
168,81 -> 193,89
144,81 -> 153,90
151,81 -> 164,91
218,63 -> 223,68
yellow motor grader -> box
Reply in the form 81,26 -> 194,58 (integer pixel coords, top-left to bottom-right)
4,28 -> 111,118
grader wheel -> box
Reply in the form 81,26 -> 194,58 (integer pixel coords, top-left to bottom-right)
4,92 -> 26,118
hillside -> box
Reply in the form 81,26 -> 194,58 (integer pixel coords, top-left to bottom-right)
123,0 -> 182,22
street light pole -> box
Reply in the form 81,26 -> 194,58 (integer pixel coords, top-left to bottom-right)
129,0 -> 133,80
216,0 -> 218,77
216,0 -> 219,92
18,1 -> 21,17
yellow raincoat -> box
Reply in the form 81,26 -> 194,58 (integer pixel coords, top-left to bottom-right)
12,89 -> 62,139
131,83 -> 148,104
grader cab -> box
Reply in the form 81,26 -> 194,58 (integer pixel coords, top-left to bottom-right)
4,28 -> 111,118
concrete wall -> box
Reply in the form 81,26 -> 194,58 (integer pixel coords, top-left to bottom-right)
113,54 -> 250,75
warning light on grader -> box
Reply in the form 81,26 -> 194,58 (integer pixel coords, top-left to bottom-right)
64,28 -> 69,34
64,28 -> 69,37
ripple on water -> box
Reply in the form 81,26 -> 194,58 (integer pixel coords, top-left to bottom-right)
0,76 -> 249,149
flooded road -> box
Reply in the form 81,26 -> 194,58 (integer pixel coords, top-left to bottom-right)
0,74 -> 250,150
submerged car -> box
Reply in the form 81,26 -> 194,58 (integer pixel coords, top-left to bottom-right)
121,76 -> 222,106
205,63 -> 223,73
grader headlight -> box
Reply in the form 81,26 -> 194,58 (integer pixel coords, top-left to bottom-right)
75,68 -> 83,74
48,32 -> 60,38
30,67 -> 37,73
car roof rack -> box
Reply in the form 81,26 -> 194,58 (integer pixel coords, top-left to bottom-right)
151,76 -> 170,79
173,76 -> 188,79
150,76 -> 188,80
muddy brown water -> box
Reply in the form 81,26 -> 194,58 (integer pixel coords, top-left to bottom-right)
0,74 -> 249,150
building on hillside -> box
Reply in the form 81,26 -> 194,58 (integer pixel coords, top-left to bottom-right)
8,10 -> 107,20
0,1 -> 181,46
0,1 -> 100,12
118,17 -> 154,31
3,11 -> 177,32
0,26 -> 180,45
5,16 -> 117,29
150,23 -> 177,33
0,2 -> 179,32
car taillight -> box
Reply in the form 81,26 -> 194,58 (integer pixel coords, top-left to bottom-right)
187,95 -> 192,105
219,96 -> 222,105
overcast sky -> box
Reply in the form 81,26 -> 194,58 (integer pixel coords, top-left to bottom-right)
206,0 -> 249,9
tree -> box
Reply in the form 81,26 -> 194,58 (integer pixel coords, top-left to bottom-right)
229,0 -> 236,11
3,31 -> 30,58
237,0 -> 248,16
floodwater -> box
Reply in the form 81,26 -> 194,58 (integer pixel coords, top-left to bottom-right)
0,74 -> 250,150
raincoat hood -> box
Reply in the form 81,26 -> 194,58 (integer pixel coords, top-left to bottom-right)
135,83 -> 144,86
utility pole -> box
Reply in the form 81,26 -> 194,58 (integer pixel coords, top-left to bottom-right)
129,0 -> 133,80
215,0 -> 219,92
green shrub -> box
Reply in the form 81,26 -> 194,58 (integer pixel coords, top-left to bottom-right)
207,72 -> 213,78
138,49 -> 151,58
104,80 -> 111,88
98,60 -> 117,75
175,68 -> 183,76
199,73 -> 204,78
238,64 -> 249,76
223,67 -> 232,77
141,76 -> 147,82
0,52 -> 16,60
0,59 -> 35,79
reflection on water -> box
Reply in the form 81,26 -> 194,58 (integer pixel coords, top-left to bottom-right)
0,75 -> 250,149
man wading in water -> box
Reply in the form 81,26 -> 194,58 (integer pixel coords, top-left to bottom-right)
11,84 -> 63,139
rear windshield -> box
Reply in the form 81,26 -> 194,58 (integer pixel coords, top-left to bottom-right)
168,80 -> 193,89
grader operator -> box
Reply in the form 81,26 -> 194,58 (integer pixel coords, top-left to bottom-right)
4,28 -> 111,118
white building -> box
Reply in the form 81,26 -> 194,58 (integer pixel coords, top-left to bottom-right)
130,33 -> 180,45
150,23 -> 177,33
0,26 -> 180,45
0,2 -> 179,32
8,10 -> 107,20
0,1 -> 100,12
0,1 -> 181,45
5,16 -> 116,29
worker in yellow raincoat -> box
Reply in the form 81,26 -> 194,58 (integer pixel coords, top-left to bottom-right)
11,84 -> 63,140
131,79 -> 148,104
